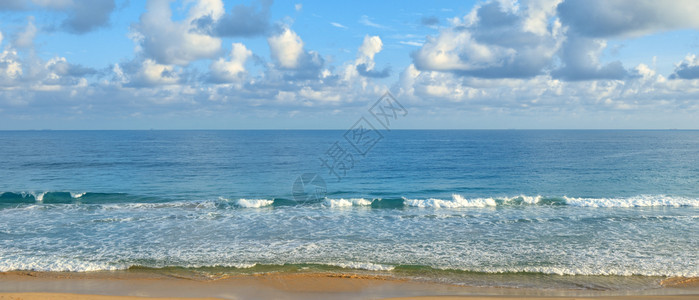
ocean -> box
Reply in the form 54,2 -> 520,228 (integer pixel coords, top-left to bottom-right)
0,130 -> 697,290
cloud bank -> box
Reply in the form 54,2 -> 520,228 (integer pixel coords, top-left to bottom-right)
1,0 -> 699,129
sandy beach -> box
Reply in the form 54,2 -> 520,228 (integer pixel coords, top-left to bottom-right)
0,271 -> 697,300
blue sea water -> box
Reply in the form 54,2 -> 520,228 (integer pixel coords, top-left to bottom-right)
0,130 -> 697,288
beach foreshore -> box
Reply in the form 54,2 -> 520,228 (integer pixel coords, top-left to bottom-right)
0,271 -> 697,300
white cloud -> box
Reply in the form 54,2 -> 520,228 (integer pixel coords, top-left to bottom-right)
0,48 -> 22,84
412,0 -> 562,79
193,0 -> 270,37
210,43 -> 253,83
118,59 -> 181,87
264,25 -> 325,79
353,35 -> 391,78
0,40 -> 100,118
298,86 -> 340,102
333,35 -> 391,80
550,0 -> 699,81
522,0 -> 562,35
295,3 -> 302,12
357,35 -> 382,67
188,0 -> 225,19
132,0 -> 223,65
414,30 -> 498,71
670,54 -> 699,79
267,27 -> 304,69
4,0 -> 699,128
395,58 -> 699,120
139,59 -> 179,85
399,41 -> 423,47
413,0 -> 699,82
557,0 -> 699,38
330,22 -> 347,29
552,36 -> 627,81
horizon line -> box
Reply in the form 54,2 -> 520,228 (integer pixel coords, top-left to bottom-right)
1,128 -> 698,131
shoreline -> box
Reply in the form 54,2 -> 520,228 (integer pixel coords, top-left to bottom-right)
0,271 -> 697,300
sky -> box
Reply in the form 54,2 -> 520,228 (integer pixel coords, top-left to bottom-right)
0,0 -> 698,129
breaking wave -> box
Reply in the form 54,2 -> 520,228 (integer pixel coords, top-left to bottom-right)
1,191 -> 698,209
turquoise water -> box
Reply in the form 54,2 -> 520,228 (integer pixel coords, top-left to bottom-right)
0,130 -> 697,288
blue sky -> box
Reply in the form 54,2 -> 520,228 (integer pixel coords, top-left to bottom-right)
0,0 -> 698,129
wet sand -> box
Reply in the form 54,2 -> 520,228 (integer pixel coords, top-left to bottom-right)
0,271 -> 697,300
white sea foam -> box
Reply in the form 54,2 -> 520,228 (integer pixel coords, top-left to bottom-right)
70,192 -> 86,198
437,265 -> 699,277
402,194 -> 697,208
0,258 -> 125,272
563,195 -> 699,207
152,262 -> 258,269
507,195 -> 542,204
92,217 -> 135,223
98,200 -> 219,211
234,198 -> 274,208
31,192 -> 46,202
404,194 -> 497,208
323,198 -> 373,207
326,262 -> 395,271
228,263 -> 257,269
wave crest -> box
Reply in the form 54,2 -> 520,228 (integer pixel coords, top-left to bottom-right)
323,198 -> 373,207
404,194 -> 497,208
232,198 -> 274,208
563,195 -> 699,207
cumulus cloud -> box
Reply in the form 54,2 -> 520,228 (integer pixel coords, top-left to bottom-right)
117,58 -> 181,87
358,35 -> 382,62
46,57 -> 97,78
0,40 -> 96,98
267,26 -> 324,78
550,0 -> 699,81
4,0 -> 699,128
209,43 -> 253,83
131,0 -> 223,66
412,0 -> 699,82
354,35 -> 390,78
267,27 -> 304,69
394,58 -> 699,121
0,49 -> 23,86
669,54 -> 699,80
194,0 -> 272,37
42,57 -> 97,86
412,0 -> 562,79
557,0 -> 699,38
552,36 -> 628,81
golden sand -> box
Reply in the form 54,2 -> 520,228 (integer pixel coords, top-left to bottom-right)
0,271 -> 697,300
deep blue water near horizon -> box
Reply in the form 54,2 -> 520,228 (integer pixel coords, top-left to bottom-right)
0,130 -> 698,290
